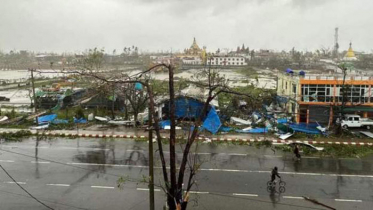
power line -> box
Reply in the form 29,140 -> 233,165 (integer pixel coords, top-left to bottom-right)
0,163 -> 54,210
0,148 -> 158,187
0,148 -> 340,210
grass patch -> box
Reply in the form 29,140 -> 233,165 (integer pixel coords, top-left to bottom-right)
275,144 -> 373,158
0,130 -> 32,141
235,66 -> 258,78
322,145 -> 373,158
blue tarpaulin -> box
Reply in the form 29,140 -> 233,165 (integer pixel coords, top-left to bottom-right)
174,98 -> 204,119
276,95 -> 288,104
236,127 -> 268,133
219,126 -> 232,132
277,118 -> 288,124
286,68 -> 293,73
288,123 -> 320,134
52,119 -> 69,124
74,117 -> 87,124
202,108 -> 221,134
38,114 -> 57,125
159,120 -> 171,129
135,83 -> 143,90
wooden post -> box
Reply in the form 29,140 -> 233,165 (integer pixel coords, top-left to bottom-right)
30,68 -> 37,113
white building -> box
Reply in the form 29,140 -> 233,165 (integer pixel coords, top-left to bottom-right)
207,56 -> 247,66
181,56 -> 202,65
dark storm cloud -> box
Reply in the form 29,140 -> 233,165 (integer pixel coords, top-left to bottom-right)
0,0 -> 372,53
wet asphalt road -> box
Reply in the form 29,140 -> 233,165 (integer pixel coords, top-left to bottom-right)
0,138 -> 372,210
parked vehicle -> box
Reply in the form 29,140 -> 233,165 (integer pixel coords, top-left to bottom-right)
0,96 -> 10,101
341,114 -> 373,129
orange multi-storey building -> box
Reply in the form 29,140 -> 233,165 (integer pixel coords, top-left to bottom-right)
277,72 -> 373,125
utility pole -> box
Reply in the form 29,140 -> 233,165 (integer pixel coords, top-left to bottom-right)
334,27 -> 339,60
111,83 -> 115,119
148,103 -> 155,210
30,68 -> 37,113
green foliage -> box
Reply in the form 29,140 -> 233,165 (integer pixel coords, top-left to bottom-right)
235,66 -> 258,78
274,145 -> 292,152
0,130 -> 32,141
80,48 -> 105,70
252,140 -> 272,148
48,123 -> 76,130
117,175 -> 130,190
322,145 -> 373,158
275,144 -> 373,158
74,107 -> 85,119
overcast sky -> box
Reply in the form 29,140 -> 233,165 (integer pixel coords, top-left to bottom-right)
0,0 -> 372,53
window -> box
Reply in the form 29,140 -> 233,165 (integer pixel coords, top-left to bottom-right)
228,58 -> 230,60
301,84 -> 333,102
228,62 -> 230,65
336,85 -> 369,103
354,117 -> 359,121
241,63 -> 243,65
292,84 -> 296,94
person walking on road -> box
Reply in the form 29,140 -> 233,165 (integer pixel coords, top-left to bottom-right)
294,145 -> 301,160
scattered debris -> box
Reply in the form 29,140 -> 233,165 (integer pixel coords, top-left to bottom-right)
95,116 -> 109,122
237,127 -> 268,133
0,116 -> 9,122
230,117 -> 251,126
360,131 -> 373,138
88,113 -> 94,121
108,120 -> 135,126
279,132 -> 294,140
30,124 -> 49,130
74,117 -> 87,124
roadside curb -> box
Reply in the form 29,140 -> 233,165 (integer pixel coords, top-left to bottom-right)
0,130 -> 372,146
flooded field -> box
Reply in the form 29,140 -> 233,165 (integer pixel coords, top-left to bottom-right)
128,68 -> 277,89
0,67 -> 277,111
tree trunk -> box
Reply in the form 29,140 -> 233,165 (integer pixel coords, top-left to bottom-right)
144,82 -> 169,193
134,111 -> 138,128
168,65 -> 177,209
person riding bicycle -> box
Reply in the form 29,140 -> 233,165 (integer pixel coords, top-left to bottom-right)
271,167 -> 281,182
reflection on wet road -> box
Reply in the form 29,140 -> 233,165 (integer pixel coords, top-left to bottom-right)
0,137 -> 372,210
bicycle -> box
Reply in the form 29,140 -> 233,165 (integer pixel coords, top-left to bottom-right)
267,178 -> 286,193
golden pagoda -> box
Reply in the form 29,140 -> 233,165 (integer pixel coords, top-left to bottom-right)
178,38 -> 207,63
185,37 -> 202,55
343,42 -> 357,61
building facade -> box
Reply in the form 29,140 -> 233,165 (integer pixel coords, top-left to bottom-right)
182,56 -> 202,65
277,72 -> 373,125
206,56 -> 247,66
